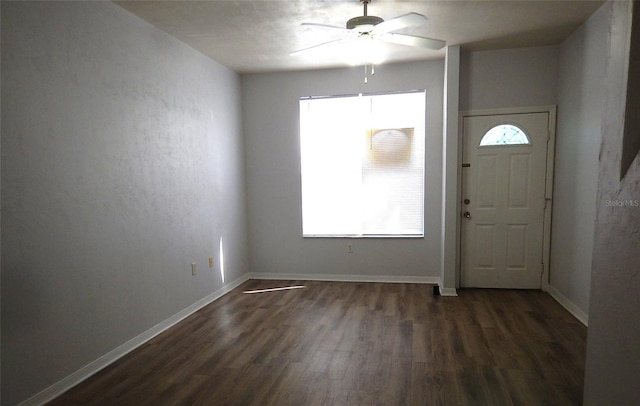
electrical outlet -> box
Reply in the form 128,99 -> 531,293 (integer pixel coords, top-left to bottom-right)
191,262 -> 197,276
209,257 -> 214,268
347,243 -> 353,253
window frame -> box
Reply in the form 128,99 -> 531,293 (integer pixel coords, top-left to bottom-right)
299,90 -> 427,239
479,123 -> 532,147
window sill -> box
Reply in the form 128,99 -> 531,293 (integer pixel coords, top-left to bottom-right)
302,234 -> 424,239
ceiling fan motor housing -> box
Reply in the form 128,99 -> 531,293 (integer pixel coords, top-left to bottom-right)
347,15 -> 384,31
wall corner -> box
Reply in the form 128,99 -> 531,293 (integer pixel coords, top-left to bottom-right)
441,45 -> 461,293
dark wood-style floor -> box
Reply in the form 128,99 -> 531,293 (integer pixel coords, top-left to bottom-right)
49,280 -> 587,406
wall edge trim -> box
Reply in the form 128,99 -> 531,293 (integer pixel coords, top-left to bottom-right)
437,284 -> 459,296
246,272 -> 440,285
18,274 -> 251,406
19,273 -> 441,405
544,283 -> 589,326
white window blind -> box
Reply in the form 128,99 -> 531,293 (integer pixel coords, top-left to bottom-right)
300,91 -> 426,237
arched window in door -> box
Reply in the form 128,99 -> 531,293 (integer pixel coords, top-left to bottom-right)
479,124 -> 531,146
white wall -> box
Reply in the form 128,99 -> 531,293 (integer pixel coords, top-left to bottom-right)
585,1 -> 640,403
1,2 -> 248,404
550,2 -> 611,321
460,46 -> 559,111
242,61 -> 444,280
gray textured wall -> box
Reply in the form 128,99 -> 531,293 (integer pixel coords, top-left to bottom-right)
1,2 -> 248,404
551,2 -> 610,319
242,61 -> 444,280
584,1 -> 640,404
459,46 -> 559,111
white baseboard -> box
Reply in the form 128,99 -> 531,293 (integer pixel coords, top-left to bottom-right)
437,284 -> 459,296
19,274 -> 250,406
21,272 -> 441,405
246,272 -> 440,285
544,283 -> 589,326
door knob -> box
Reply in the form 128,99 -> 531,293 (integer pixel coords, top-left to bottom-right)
463,211 -> 471,219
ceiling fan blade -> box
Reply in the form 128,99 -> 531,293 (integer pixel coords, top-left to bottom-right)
373,13 -> 427,35
290,38 -> 351,56
381,33 -> 446,50
301,22 -> 351,33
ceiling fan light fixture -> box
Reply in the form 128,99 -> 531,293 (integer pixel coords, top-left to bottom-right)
347,36 -> 386,66
346,15 -> 384,31
291,0 -> 446,73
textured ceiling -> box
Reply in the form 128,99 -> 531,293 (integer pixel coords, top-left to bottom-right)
115,0 -> 605,74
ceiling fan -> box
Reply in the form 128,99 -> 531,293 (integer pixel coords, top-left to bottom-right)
290,0 -> 446,58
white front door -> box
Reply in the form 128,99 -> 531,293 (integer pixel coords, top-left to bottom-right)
461,112 -> 550,289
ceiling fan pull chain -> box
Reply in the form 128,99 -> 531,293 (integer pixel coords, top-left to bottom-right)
364,61 -> 368,83
363,62 -> 375,84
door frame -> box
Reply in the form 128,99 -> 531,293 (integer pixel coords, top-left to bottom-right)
457,106 -> 557,290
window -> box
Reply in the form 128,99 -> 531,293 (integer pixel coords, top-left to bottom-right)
479,124 -> 531,146
299,91 -> 426,237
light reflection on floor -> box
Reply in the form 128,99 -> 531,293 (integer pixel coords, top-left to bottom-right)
243,285 -> 306,294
